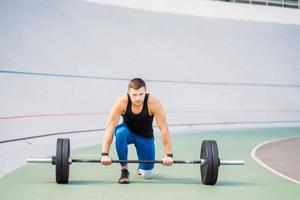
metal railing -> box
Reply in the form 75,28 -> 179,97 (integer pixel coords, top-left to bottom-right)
214,0 -> 300,9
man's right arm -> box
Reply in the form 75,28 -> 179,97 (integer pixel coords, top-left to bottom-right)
101,96 -> 125,165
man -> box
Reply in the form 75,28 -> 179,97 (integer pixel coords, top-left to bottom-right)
101,78 -> 174,184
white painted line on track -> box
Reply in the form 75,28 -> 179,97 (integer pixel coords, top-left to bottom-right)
251,136 -> 300,184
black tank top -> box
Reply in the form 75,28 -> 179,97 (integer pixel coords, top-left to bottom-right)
122,93 -> 154,139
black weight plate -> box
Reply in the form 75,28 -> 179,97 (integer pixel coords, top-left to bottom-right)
210,140 -> 220,185
200,140 -> 213,185
56,138 -> 63,183
61,138 -> 70,184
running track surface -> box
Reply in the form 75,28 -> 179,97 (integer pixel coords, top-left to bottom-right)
0,127 -> 299,200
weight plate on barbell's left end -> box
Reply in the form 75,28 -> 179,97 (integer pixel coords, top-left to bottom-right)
200,140 -> 220,185
56,138 -> 63,184
56,138 -> 70,184
61,138 -> 70,184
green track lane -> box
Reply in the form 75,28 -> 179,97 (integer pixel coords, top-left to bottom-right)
1,127 -> 299,200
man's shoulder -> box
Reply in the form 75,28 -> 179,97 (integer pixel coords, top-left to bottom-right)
111,95 -> 127,110
117,95 -> 127,101
116,95 -> 128,105
148,95 -> 162,107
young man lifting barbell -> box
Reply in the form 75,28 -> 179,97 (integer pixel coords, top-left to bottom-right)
100,78 -> 174,184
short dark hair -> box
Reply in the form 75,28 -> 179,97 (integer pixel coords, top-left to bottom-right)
128,78 -> 146,90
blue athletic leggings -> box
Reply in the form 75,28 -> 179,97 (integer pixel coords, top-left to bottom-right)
115,123 -> 155,170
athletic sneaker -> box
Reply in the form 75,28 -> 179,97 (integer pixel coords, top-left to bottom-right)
137,168 -> 141,175
136,169 -> 153,179
118,169 -> 130,184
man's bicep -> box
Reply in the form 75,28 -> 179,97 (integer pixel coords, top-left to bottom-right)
107,111 -> 121,128
153,101 -> 168,129
106,99 -> 123,127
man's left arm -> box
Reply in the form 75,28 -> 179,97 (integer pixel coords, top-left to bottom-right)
152,98 -> 174,166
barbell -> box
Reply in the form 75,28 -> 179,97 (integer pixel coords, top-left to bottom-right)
27,138 -> 244,185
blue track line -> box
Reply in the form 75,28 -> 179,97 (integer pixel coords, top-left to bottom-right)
1,120 -> 300,144
1,70 -> 300,88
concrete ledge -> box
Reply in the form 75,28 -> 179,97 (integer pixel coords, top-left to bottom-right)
82,0 -> 300,24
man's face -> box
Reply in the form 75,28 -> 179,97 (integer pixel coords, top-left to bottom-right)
128,87 -> 146,106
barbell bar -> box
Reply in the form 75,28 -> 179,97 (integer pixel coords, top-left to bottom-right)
27,158 -> 244,165
27,138 -> 244,185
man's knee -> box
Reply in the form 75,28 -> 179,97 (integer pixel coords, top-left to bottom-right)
115,126 -> 128,142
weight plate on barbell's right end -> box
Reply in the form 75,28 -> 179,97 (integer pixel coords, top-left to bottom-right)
200,140 -> 220,185
200,140 -> 213,185
210,140 -> 219,185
